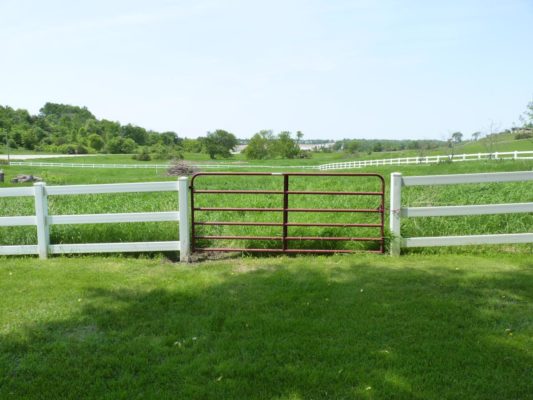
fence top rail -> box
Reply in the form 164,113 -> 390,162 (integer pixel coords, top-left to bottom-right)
0,186 -> 35,198
45,180 -> 180,195
401,170 -> 533,186
190,171 -> 385,187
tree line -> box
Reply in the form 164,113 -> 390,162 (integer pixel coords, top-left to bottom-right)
2,100 -> 531,161
0,103 -> 184,160
0,102 -> 309,160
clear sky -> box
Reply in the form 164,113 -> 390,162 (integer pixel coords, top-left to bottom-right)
1,0 -> 532,140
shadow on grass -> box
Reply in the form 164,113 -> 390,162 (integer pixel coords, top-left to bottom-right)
1,259 -> 532,399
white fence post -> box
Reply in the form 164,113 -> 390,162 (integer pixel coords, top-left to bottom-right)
34,182 -> 49,259
178,177 -> 190,262
390,172 -> 402,256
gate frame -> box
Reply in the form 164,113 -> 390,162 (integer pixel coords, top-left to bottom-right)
190,172 -> 386,254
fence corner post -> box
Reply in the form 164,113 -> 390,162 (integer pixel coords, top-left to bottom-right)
390,172 -> 402,256
34,182 -> 49,259
178,176 -> 190,262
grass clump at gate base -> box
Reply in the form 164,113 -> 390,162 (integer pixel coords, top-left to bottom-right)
0,253 -> 532,399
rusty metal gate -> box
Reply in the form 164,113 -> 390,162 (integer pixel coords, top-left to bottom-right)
190,172 -> 385,254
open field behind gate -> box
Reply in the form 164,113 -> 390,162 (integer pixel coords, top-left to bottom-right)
0,159 -> 532,254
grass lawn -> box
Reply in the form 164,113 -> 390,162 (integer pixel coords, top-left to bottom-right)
1,253 -> 532,399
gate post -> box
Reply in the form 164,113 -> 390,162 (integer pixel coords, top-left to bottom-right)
178,177 -> 190,262
34,182 -> 49,259
390,173 -> 402,256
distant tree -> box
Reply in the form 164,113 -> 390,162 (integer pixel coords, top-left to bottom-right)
88,134 -> 105,151
471,131 -> 481,141
21,129 -> 38,150
525,100 -> 533,123
296,131 -> 304,144
106,137 -> 137,154
182,138 -> 203,153
121,138 -> 138,153
202,129 -> 237,159
451,132 -> 463,143
372,142 -> 383,152
274,131 -> 300,159
121,124 -> 148,146
244,130 -> 274,160
345,140 -> 360,154
484,121 -> 500,154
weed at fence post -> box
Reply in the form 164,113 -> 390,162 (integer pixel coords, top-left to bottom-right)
178,177 -> 190,262
34,182 -> 50,259
390,173 -> 402,256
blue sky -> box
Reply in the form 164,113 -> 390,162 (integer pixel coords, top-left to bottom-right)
1,0 -> 532,140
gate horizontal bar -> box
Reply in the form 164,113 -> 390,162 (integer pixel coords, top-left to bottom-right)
193,189 -> 382,196
196,235 -> 382,241
196,235 -> 281,240
194,207 -> 382,213
288,190 -> 383,196
195,221 -> 282,226
286,236 -> 382,241
195,248 -> 383,254
194,189 -> 283,194
194,221 -> 382,227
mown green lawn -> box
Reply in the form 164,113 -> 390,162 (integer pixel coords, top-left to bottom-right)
1,253 -> 532,399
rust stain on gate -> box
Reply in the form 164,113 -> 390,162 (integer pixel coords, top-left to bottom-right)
190,172 -> 385,254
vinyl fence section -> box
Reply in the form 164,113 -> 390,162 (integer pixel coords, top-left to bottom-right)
319,150 -> 533,171
389,171 -> 533,255
0,178 -> 190,261
8,161 -> 318,170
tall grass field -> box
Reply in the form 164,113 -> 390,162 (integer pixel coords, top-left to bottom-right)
0,159 -> 532,254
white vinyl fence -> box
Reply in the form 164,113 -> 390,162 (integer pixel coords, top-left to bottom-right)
0,178 -> 190,261
320,150 -> 533,170
7,150 -> 533,172
390,171 -> 533,255
7,161 -> 317,170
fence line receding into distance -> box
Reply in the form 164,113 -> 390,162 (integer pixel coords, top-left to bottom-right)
5,150 -> 533,171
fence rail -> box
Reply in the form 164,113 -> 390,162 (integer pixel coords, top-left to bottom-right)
390,171 -> 533,255
6,150 -> 533,171
0,178 -> 190,261
7,161 -> 317,170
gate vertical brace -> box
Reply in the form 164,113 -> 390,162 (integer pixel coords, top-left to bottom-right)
380,182 -> 385,253
282,174 -> 289,252
190,180 -> 196,253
